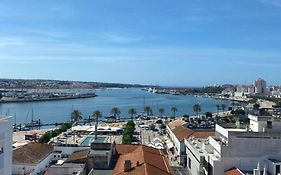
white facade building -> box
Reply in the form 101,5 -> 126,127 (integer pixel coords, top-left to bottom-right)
166,120 -> 188,165
0,116 -> 13,175
12,143 -> 61,175
185,114 -> 281,175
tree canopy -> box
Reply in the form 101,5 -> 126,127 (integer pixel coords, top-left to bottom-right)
71,110 -> 83,124
111,107 -> 121,119
193,104 -> 202,116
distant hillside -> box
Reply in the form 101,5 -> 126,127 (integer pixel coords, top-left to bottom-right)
0,78 -> 157,89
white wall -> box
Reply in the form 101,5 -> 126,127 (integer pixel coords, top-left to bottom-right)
167,126 -> 183,164
185,139 -> 203,175
0,116 -> 13,175
12,152 -> 61,175
54,146 -> 89,158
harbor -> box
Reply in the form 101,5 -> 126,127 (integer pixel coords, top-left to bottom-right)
0,88 -> 231,125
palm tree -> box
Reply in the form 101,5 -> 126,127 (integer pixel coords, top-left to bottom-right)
144,106 -> 152,116
70,110 -> 83,125
128,108 -> 137,121
159,108 -> 165,118
171,107 -> 178,119
111,107 -> 121,120
221,104 -> 227,114
92,110 -> 102,139
193,104 -> 201,117
216,104 -> 221,114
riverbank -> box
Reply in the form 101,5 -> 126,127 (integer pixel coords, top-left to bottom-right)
0,93 -> 97,104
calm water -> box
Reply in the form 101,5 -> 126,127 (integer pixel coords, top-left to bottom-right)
0,88 -> 230,124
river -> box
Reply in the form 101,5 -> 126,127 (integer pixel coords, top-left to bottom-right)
0,88 -> 230,124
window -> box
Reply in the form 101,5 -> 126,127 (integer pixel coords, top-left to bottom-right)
188,158 -> 191,169
267,121 -> 272,129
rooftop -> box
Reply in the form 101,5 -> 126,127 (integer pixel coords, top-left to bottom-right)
13,142 -> 53,164
225,167 -> 244,175
113,145 -> 172,175
167,119 -> 187,130
172,125 -> 215,142
66,149 -> 90,163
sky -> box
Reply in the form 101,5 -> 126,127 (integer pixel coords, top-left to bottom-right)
0,0 -> 281,86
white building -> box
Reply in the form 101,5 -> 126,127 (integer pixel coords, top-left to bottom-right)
166,120 -> 214,166
0,116 -> 13,175
185,114 -> 281,175
166,120 -> 188,165
12,143 -> 61,175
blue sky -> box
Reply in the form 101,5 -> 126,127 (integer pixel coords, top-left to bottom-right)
0,0 -> 281,86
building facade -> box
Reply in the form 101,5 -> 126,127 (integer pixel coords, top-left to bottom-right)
185,114 -> 281,175
254,78 -> 267,94
0,116 -> 13,175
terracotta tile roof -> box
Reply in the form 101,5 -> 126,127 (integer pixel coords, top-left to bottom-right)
171,126 -> 215,142
192,131 -> 215,138
168,119 -> 187,130
113,145 -> 172,175
172,126 -> 194,142
13,142 -> 53,164
225,167 -> 244,175
115,144 -> 140,155
66,149 -> 90,163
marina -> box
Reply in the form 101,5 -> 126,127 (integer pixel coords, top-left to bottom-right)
0,88 -> 231,125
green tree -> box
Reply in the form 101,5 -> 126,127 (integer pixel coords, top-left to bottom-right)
144,106 -> 152,116
171,107 -> 178,119
70,110 -> 83,125
159,108 -> 165,117
38,123 -> 71,143
160,123 -> 166,130
128,108 -> 137,121
193,104 -> 201,117
111,107 -> 121,120
92,110 -> 102,140
122,121 -> 136,144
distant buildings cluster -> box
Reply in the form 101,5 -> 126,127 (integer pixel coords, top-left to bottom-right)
222,78 -> 281,98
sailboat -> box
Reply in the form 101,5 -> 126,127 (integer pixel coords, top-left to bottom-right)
24,106 -> 41,130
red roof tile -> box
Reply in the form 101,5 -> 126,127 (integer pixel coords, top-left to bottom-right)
171,126 -> 215,142
113,145 -> 172,175
225,167 -> 244,175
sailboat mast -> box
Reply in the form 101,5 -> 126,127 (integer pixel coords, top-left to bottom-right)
31,107 -> 34,123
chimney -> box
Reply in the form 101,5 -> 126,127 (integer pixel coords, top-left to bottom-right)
124,160 -> 132,172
